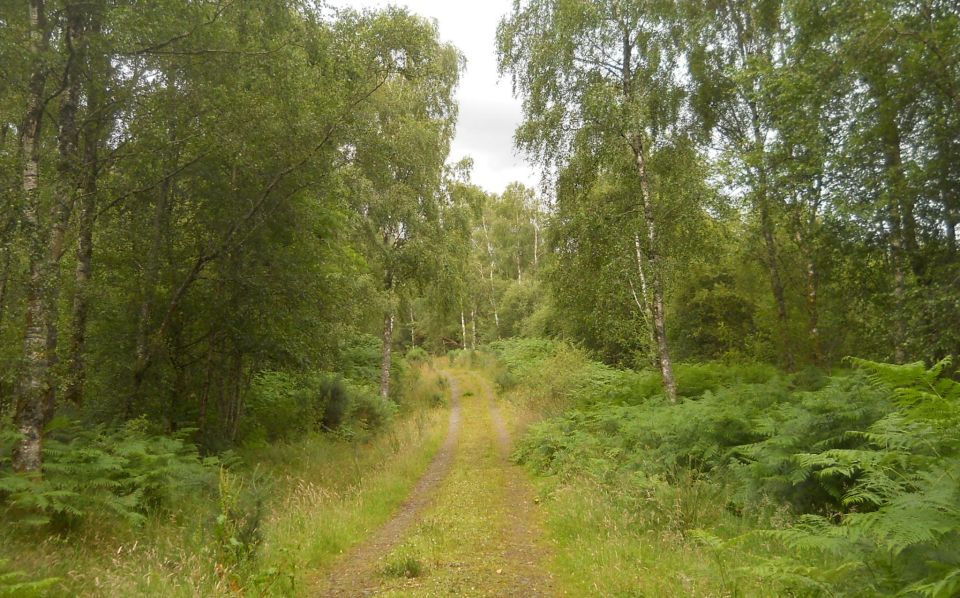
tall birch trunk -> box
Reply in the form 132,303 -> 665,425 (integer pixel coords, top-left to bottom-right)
532,218 -> 540,268
630,133 -> 677,402
379,311 -> 394,400
409,305 -> 416,346
14,0 -> 52,472
470,305 -> 477,350
480,215 -> 501,337
633,233 -> 657,355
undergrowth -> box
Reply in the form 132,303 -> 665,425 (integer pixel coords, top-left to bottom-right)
493,338 -> 960,596
0,362 -> 448,596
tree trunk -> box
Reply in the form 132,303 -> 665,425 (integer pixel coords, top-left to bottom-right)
946,208 -> 957,253
747,101 -> 792,370
379,311 -> 394,400
130,144 -> 176,413
532,219 -> 540,268
66,4 -> 106,405
0,194 -> 16,330
14,0 -> 52,472
757,190 -> 792,370
470,305 -> 477,350
633,233 -> 657,357
480,215 -> 501,337
409,305 -> 416,346
629,133 -> 677,402
460,309 -> 467,350
0,238 -> 11,331
65,161 -> 96,405
875,80 -> 909,362
41,3 -> 86,423
794,223 -> 822,365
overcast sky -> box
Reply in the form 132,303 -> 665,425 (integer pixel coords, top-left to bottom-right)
333,0 -> 538,194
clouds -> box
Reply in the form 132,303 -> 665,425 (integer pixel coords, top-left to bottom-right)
333,0 -> 539,194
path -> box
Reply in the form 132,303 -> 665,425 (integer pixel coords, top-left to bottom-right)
320,373 -> 463,596
317,369 -> 557,597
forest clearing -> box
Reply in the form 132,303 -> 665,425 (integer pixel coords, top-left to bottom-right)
2,0 -> 959,596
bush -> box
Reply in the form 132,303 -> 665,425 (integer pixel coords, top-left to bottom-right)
338,333 -> 383,385
405,346 -> 430,364
214,467 -> 267,571
347,386 -> 397,433
315,375 -> 350,430
242,368 -> 402,443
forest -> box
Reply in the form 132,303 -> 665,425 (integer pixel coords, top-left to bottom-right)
0,0 -> 958,596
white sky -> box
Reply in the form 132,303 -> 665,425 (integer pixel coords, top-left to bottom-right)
332,0 -> 538,194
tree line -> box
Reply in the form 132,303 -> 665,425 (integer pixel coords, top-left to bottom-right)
0,0 -> 471,472
497,0 -> 960,400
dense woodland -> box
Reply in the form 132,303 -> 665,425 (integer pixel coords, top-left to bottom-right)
1,0 -> 959,596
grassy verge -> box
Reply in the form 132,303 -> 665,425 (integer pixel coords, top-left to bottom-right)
0,364 -> 448,597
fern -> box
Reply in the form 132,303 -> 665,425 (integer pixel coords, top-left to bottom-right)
0,560 -> 59,597
0,419 -> 216,531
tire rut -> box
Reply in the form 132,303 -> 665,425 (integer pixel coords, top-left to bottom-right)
318,372 -> 462,597
473,373 -> 558,597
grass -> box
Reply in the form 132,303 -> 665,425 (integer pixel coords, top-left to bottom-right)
256,404 -> 446,595
535,475 -> 789,597
373,371 -> 510,596
379,544 -> 427,579
0,364 -> 449,597
370,370 -> 553,597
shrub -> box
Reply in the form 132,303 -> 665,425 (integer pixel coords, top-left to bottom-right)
405,346 -> 430,364
315,375 -> 350,430
214,467 -> 267,571
506,338 -> 960,596
347,386 -> 397,433
338,333 -> 383,385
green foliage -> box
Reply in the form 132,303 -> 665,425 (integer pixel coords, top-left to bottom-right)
405,346 -> 430,365
214,467 -> 267,571
734,359 -> 960,595
346,386 -> 397,434
0,418 -> 215,531
242,369 -> 396,444
379,545 -> 426,579
0,559 -> 58,598
502,338 -> 960,595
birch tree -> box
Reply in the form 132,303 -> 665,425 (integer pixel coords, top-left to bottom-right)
498,0 -> 692,400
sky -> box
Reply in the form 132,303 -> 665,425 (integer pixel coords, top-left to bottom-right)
332,0 -> 539,194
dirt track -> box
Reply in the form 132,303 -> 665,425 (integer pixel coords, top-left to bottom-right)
317,369 -> 557,597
